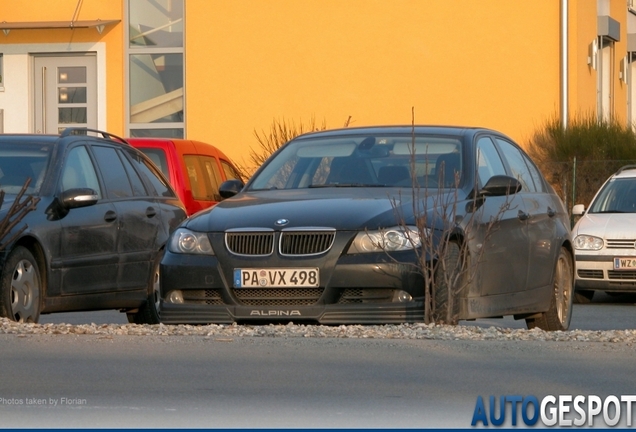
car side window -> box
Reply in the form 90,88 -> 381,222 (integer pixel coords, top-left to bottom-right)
495,138 -> 537,193
128,151 -> 174,198
61,145 -> 102,199
138,148 -> 170,179
221,159 -> 243,182
475,137 -> 506,187
184,155 -> 221,200
92,146 -> 134,199
522,153 -> 546,193
203,156 -> 223,194
119,150 -> 148,197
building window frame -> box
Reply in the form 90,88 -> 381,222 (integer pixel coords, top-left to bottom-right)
125,0 -> 185,138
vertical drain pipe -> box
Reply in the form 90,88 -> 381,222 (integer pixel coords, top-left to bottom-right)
561,0 -> 569,129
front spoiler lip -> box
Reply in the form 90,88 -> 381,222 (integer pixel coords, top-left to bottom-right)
159,301 -> 425,325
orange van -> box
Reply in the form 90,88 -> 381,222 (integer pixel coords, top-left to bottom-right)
127,138 -> 243,216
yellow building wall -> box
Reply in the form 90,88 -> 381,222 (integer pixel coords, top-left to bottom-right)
569,0 -> 597,117
2,1 -> 632,168
186,0 -> 562,167
0,0 -> 125,133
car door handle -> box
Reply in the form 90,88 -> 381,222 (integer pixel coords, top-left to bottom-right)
517,210 -> 530,221
547,206 -> 556,218
104,210 -> 117,222
146,207 -> 157,218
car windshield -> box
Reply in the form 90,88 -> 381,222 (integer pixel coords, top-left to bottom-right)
249,135 -> 463,190
588,177 -> 636,213
0,142 -> 52,195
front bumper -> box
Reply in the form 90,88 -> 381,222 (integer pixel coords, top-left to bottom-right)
575,254 -> 636,291
159,249 -> 425,324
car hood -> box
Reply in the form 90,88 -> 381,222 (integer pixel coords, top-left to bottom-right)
185,188 -> 461,232
574,213 -> 636,239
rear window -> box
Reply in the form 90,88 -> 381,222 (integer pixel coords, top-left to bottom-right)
0,142 -> 52,194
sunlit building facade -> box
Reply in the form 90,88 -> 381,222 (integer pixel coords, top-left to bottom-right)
0,0 -> 634,165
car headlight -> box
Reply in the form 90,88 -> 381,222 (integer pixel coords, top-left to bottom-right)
347,226 -> 423,253
168,228 -> 214,255
573,235 -> 604,250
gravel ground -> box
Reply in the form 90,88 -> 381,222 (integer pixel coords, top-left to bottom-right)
1,317 -> 635,343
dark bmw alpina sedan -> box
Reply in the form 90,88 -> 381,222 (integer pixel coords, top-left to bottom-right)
160,125 -> 574,330
0,128 -> 186,324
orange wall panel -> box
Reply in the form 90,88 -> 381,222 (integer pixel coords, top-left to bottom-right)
186,0 -> 561,165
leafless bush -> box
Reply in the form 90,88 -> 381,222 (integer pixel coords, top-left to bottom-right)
0,179 -> 40,251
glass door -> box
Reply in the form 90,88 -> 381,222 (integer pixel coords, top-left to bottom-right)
34,54 -> 97,134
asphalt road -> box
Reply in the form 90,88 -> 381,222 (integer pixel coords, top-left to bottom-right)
1,292 -> 633,428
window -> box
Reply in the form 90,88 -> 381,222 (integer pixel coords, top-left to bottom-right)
92,146 -> 134,198
137,148 -> 170,179
475,137 -> 506,187
129,151 -> 174,198
221,160 -> 243,182
61,146 -> 102,198
127,0 -> 184,138
184,155 -> 222,201
119,151 -> 148,196
495,139 -> 536,193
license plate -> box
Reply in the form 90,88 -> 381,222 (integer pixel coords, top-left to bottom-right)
234,268 -> 320,288
613,257 -> 636,269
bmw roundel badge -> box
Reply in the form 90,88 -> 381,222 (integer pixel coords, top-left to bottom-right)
275,219 -> 289,226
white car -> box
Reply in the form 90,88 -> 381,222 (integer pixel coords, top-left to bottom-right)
572,165 -> 636,303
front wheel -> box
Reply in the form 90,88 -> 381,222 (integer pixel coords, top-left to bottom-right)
127,250 -> 163,324
0,246 -> 42,323
526,247 -> 573,331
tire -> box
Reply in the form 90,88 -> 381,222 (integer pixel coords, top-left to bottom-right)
433,241 -> 462,325
0,246 -> 42,323
127,250 -> 163,324
526,247 -> 573,331
573,289 -> 594,304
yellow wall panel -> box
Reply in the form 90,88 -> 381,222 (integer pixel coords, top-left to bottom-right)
186,0 -> 561,165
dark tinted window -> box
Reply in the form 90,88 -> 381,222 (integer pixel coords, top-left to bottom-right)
119,150 -> 148,196
61,145 -> 102,198
523,153 -> 546,193
495,138 -> 537,193
92,146 -> 134,198
0,142 -> 52,195
129,151 -> 174,197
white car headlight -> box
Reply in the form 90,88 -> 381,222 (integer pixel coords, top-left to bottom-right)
573,235 -> 604,251
347,226 -> 423,253
168,228 -> 214,255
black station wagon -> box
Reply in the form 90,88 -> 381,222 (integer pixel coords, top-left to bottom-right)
0,128 -> 186,323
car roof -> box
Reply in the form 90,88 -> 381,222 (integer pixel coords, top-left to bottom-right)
612,165 -> 636,179
292,125 -> 499,140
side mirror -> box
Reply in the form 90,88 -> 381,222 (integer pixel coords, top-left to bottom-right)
61,188 -> 99,209
219,179 -> 244,199
572,204 -> 585,215
480,175 -> 522,197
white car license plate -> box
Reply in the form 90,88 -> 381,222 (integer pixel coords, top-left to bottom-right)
613,257 -> 636,270
234,268 -> 319,288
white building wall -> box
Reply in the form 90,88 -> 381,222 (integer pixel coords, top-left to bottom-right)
0,42 -> 107,133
